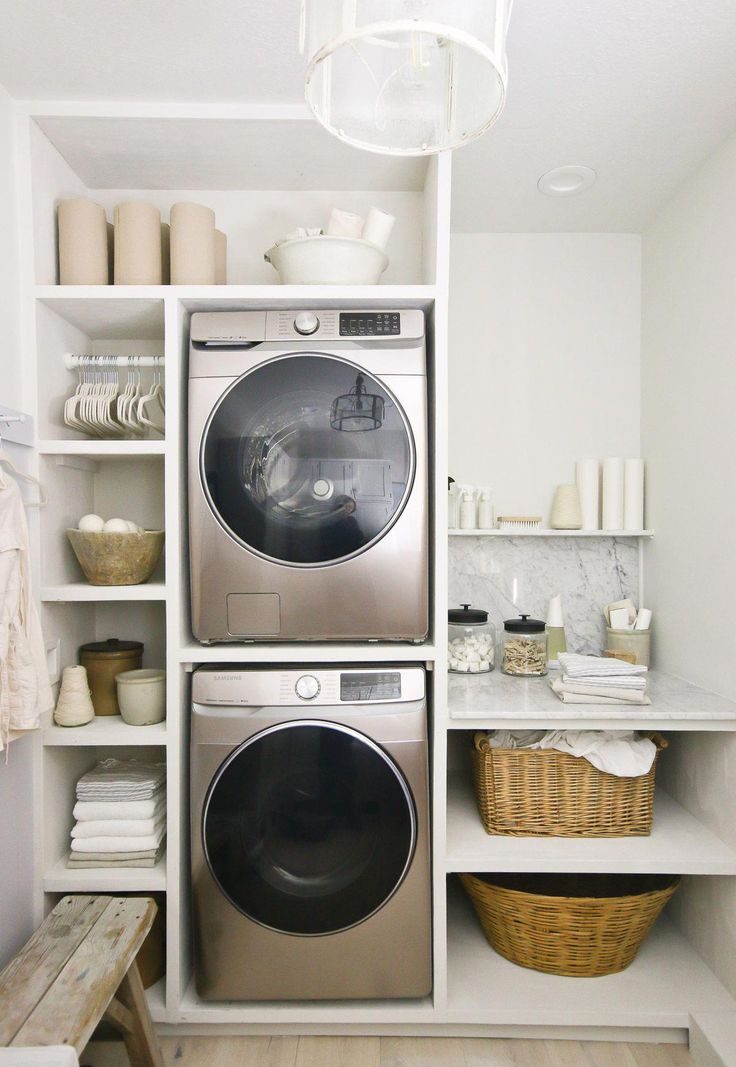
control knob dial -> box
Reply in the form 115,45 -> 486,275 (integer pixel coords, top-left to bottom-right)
294,312 -> 320,335
295,674 -> 321,700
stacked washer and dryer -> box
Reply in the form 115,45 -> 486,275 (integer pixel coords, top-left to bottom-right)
187,309 -> 432,1000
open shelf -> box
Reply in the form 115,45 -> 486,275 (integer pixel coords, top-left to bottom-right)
36,284 -> 438,309
449,529 -> 654,538
38,440 -> 166,457
43,855 -> 166,893
145,979 -> 167,1024
446,772 -> 736,875
447,670 -> 736,731
445,882 -> 735,1028
179,641 -> 436,664
43,715 -> 167,746
41,582 -> 167,602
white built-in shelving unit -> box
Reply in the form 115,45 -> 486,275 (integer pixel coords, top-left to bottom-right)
13,100 -> 736,1044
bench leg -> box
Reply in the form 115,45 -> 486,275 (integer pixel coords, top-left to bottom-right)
115,959 -> 164,1067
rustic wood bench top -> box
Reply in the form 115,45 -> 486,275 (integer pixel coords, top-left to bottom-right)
0,895 -> 162,1066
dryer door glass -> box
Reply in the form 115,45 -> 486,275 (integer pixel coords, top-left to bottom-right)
201,354 -> 414,565
202,721 -> 417,935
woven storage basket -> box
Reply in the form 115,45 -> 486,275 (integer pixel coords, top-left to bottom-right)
459,872 -> 680,977
471,731 -> 667,837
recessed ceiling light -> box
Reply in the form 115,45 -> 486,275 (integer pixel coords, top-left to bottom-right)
538,165 -> 597,197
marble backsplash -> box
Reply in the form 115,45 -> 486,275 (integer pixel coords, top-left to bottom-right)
449,536 -> 640,656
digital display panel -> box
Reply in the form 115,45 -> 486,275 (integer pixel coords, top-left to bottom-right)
340,672 -> 402,701
339,312 -> 400,336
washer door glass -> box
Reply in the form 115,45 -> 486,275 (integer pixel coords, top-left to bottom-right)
200,354 -> 414,565
202,721 -> 417,935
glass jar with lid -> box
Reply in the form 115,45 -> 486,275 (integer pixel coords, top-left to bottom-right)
448,604 -> 495,673
501,615 -> 548,676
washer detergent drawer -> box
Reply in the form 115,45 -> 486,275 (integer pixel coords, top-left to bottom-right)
226,593 -> 280,636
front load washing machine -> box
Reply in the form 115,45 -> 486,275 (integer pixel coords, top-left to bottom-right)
188,309 -> 428,642
190,665 -> 432,1001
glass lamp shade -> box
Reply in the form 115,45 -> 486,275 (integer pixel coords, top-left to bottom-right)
331,374 -> 385,430
301,0 -> 513,156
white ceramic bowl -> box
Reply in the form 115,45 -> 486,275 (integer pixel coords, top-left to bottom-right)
264,235 -> 389,285
116,668 -> 166,726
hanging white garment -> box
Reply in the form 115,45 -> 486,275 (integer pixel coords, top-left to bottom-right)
0,472 -> 53,751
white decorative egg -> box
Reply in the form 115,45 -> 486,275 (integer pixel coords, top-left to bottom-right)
78,513 -> 105,532
103,517 -> 130,533
125,521 -> 141,533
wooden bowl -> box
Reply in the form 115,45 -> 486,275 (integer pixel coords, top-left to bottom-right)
66,529 -> 165,586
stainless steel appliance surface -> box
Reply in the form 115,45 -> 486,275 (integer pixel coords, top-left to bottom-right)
188,309 -> 428,643
190,665 -> 432,1002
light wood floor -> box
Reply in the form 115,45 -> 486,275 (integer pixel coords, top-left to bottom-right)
85,1036 -> 696,1067
144,1036 -> 695,1067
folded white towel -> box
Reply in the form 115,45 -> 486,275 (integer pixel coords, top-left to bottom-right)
71,814 -> 165,839
555,679 -> 650,702
550,677 -> 652,706
558,653 -> 648,678
76,758 -> 165,801
73,796 -> 164,821
71,827 -> 166,853
562,673 -> 647,691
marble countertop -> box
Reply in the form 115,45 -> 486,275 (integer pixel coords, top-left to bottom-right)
448,669 -> 736,729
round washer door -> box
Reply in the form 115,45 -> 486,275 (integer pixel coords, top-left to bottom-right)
200,353 -> 415,566
202,721 -> 417,935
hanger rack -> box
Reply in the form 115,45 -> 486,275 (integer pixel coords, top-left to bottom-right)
63,353 -> 165,370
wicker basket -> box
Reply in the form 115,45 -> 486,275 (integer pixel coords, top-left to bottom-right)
459,872 -> 680,977
471,731 -> 667,837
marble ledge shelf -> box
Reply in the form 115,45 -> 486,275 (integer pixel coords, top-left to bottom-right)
448,529 -> 654,537
447,669 -> 736,730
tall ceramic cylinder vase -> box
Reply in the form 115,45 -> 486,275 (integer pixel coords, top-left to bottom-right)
170,202 -> 216,284
58,199 -> 109,285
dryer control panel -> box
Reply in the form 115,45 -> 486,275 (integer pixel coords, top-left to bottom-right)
189,309 -> 425,346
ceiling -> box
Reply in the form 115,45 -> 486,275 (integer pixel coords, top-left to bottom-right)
1,0 -> 735,232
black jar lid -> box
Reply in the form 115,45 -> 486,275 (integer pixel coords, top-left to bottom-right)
449,603 -> 488,625
79,637 -> 144,657
504,614 -> 545,634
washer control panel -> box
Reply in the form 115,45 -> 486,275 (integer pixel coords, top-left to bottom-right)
192,666 -> 425,706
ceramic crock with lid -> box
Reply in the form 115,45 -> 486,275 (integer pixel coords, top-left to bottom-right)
79,638 -> 143,716
448,603 -> 496,673
501,614 -> 548,676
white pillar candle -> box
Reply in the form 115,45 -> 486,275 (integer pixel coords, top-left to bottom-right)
624,458 -> 645,531
326,208 -> 364,239
575,458 -> 600,530
602,457 -> 625,530
362,206 -> 395,250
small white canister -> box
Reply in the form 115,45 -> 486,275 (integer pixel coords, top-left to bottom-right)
116,668 -> 166,726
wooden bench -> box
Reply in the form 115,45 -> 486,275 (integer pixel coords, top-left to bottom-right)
0,895 -> 164,1067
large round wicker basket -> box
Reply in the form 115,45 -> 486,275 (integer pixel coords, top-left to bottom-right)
459,872 -> 680,977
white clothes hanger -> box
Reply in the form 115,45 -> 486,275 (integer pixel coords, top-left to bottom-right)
0,424 -> 47,507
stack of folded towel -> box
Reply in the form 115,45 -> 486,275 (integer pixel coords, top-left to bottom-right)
550,653 -> 650,705
67,758 -> 166,869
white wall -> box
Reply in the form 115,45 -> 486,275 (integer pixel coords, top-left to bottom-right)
449,233 -> 641,521
642,130 -> 736,996
0,84 -> 37,967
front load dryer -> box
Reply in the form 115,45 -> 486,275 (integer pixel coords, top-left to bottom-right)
190,665 -> 432,1001
187,309 -> 428,642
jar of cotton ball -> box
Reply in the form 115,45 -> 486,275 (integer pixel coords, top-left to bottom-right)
448,604 -> 495,674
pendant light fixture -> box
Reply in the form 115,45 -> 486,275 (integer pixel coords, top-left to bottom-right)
331,374 -> 384,431
300,0 -> 514,156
